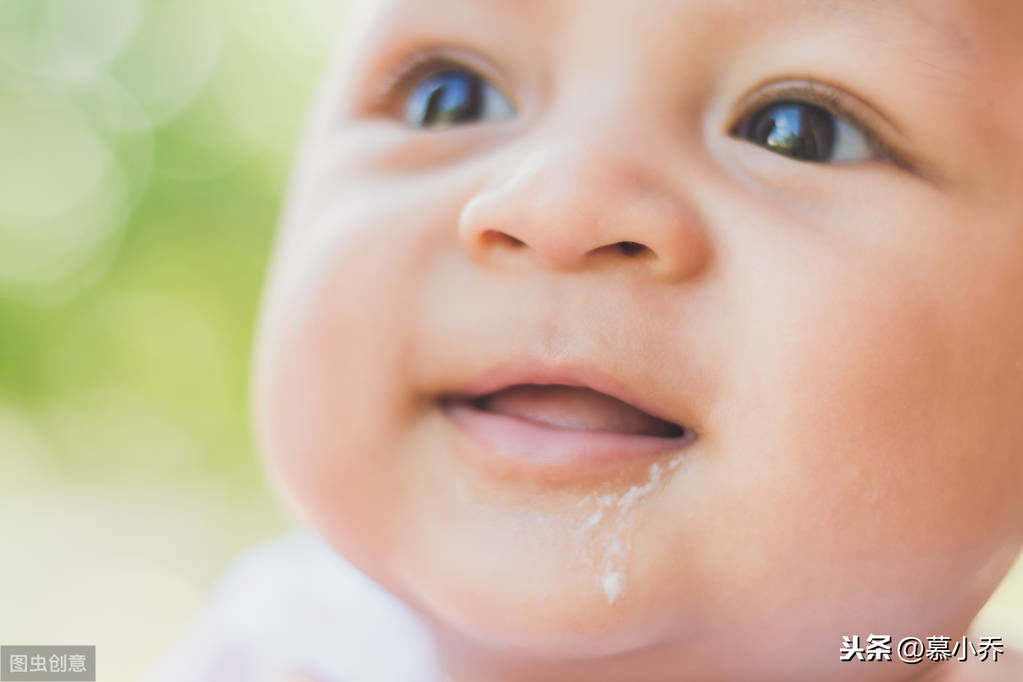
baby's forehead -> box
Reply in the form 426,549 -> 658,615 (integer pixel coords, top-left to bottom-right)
353,0 -> 1014,52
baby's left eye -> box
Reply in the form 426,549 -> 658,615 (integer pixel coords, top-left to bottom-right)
403,68 -> 515,129
731,100 -> 873,164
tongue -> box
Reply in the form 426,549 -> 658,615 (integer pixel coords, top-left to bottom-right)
474,384 -> 683,437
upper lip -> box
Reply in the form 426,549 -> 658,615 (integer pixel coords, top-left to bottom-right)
437,359 -> 692,435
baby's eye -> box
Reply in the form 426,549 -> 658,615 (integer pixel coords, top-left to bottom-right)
731,100 -> 873,164
403,68 -> 515,129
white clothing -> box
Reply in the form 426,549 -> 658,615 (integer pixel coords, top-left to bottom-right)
141,528 -> 444,682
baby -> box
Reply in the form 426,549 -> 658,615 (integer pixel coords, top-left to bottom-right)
147,0 -> 1023,680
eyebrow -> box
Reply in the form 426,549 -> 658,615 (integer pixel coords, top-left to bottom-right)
906,5 -> 977,57
383,0 -> 981,53
730,0 -> 981,89
837,0 -> 988,60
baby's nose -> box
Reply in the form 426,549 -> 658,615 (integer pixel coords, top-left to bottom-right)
457,130 -> 711,283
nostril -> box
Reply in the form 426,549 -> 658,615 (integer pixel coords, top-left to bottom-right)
481,229 -> 526,248
616,241 -> 647,255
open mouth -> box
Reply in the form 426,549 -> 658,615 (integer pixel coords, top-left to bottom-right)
444,384 -> 687,438
437,368 -> 697,473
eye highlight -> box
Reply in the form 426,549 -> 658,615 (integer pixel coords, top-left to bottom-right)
402,67 -> 515,129
728,81 -> 897,165
731,100 -> 875,163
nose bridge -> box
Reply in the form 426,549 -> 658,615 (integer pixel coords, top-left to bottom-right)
529,52 -> 671,199
458,109 -> 710,281
509,129 -> 640,230
529,97 -> 663,200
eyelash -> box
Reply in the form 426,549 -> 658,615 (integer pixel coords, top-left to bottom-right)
372,55 -> 903,167
374,52 -> 504,117
730,81 -> 898,164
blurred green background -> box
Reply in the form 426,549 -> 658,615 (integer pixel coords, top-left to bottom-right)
1,2 -> 1021,681
0,0 -> 350,679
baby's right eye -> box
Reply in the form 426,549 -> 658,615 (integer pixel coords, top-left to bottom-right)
402,68 -> 515,129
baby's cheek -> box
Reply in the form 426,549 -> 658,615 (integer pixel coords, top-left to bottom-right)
703,247 -> 1022,613
254,215 -> 426,564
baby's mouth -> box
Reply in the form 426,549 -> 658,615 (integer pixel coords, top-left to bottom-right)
445,384 -> 686,438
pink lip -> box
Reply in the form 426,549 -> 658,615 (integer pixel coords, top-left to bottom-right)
443,361 -> 685,426
438,361 -> 697,474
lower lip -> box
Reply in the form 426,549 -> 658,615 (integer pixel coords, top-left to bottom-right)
441,400 -> 696,475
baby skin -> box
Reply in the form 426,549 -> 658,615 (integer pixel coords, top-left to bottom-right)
254,0 -> 1023,680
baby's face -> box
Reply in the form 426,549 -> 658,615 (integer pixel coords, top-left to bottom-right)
256,1 -> 1023,679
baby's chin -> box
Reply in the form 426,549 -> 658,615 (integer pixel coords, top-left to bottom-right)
373,505 -> 907,664
383,501 -> 718,663
350,484 -> 1014,681
386,554 -> 973,682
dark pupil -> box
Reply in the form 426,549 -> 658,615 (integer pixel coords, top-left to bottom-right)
742,102 -> 836,162
408,70 -> 484,127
